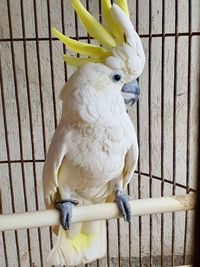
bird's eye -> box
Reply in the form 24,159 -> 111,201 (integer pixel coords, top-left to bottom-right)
111,72 -> 124,83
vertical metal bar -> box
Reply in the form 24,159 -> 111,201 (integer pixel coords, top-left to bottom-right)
85,0 -> 91,44
0,190 -> 2,215
0,191 -> 8,267
60,0 -> 68,82
117,218 -> 121,267
0,51 -> 20,266
0,125 -> 8,267
98,0 -> 102,24
1,232 -> 8,267
171,1 -> 178,265
74,2 -> 79,44
160,0 -> 165,266
106,220 -> 110,267
193,76 -> 200,266
46,0 -> 58,129
148,0 -> 153,266
0,190 -> 7,266
135,1 -> 142,266
183,0 -> 192,264
0,141 -> 8,267
127,183 -> 132,267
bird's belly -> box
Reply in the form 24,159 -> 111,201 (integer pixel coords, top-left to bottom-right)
59,151 -> 125,190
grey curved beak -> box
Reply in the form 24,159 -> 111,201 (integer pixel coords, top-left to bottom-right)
121,80 -> 140,106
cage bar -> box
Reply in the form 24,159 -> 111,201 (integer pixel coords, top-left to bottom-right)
0,0 -> 199,266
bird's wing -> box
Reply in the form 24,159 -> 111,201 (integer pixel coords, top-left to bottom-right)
122,143 -> 138,190
43,121 -> 69,209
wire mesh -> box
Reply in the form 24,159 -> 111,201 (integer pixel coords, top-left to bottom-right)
0,0 -> 199,266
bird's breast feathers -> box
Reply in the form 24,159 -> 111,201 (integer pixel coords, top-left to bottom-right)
62,113 -> 136,188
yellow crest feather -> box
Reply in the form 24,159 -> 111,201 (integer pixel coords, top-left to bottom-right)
71,0 -> 116,49
52,28 -> 111,58
52,0 -> 131,67
116,0 -> 130,18
63,54 -> 104,67
102,0 -> 124,44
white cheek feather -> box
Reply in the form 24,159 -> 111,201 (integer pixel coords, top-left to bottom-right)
92,75 -> 112,91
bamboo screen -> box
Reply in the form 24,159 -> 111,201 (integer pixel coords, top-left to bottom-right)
0,0 -> 199,266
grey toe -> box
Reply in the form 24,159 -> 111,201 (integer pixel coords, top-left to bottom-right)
115,191 -> 132,223
55,201 -> 73,230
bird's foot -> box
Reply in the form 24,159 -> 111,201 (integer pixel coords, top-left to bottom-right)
55,199 -> 79,230
115,190 -> 132,223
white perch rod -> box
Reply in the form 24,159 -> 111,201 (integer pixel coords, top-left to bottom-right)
0,194 -> 195,232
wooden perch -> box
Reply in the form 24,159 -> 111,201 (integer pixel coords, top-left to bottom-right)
0,193 -> 196,232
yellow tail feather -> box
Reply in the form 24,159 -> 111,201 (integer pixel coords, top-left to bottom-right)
68,232 -> 95,251
47,221 -> 106,266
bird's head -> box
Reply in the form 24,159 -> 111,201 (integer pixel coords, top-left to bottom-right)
53,0 -> 145,107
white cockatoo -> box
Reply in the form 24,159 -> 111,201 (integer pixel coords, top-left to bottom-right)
43,0 -> 145,265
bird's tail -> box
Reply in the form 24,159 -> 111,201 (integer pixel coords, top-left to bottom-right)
47,220 -> 107,266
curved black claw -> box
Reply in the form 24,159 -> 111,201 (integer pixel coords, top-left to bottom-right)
115,190 -> 132,223
55,199 -> 79,230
